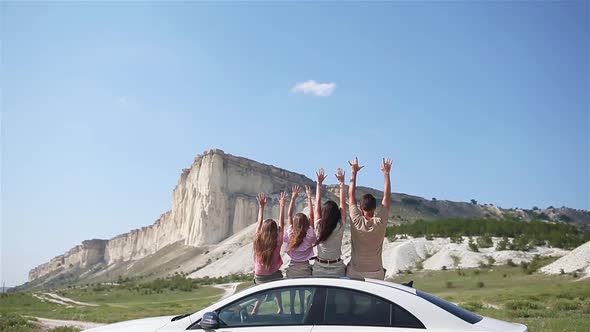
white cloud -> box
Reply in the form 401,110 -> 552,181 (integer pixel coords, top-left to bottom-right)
291,80 -> 336,97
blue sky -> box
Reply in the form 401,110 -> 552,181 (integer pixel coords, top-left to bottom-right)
1,2 -> 588,286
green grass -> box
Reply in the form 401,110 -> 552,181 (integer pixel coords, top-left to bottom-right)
0,286 -> 223,324
2,267 -> 589,331
391,265 -> 590,332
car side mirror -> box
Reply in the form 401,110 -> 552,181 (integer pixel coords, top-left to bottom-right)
200,312 -> 219,329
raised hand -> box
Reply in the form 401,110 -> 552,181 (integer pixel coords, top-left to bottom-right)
348,157 -> 364,174
292,185 -> 301,198
279,191 -> 288,206
304,185 -> 312,199
335,168 -> 346,183
257,192 -> 266,208
381,158 -> 393,174
316,168 -> 327,184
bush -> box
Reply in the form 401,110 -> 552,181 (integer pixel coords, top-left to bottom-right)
425,234 -> 434,240
554,300 -> 580,311
0,313 -> 37,332
385,218 -> 588,250
441,265 -> 447,271
450,234 -> 464,244
505,300 -> 543,310
451,255 -> 461,267
496,236 -> 510,251
445,281 -> 453,288
468,238 -> 479,252
476,281 -> 485,288
461,301 -> 483,311
476,235 -> 493,248
415,261 -> 424,270
486,256 -> 496,266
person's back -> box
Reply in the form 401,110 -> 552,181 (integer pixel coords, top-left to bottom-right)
311,168 -> 348,277
349,203 -> 388,275
346,157 -> 392,280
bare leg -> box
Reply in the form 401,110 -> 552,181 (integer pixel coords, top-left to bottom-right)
275,292 -> 283,314
298,289 -> 305,314
290,289 -> 296,314
250,299 -> 262,315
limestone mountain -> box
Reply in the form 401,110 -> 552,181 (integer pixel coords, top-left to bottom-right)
23,149 -> 590,289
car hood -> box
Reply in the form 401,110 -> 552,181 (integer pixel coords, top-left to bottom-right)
82,315 -> 176,332
475,316 -> 527,332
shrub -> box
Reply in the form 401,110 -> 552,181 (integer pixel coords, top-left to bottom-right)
0,313 -> 37,332
486,256 -> 496,266
461,301 -> 483,311
505,300 -> 542,310
425,234 -> 434,240
445,281 -> 453,288
442,265 -> 447,271
477,235 -> 493,248
450,234 -> 463,244
477,281 -> 485,288
496,236 -> 510,251
415,261 -> 424,270
468,238 -> 479,252
554,300 -> 580,311
451,255 -> 461,267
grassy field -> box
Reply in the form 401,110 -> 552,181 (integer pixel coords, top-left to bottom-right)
1,266 -> 589,332
392,265 -> 590,332
0,286 -> 223,324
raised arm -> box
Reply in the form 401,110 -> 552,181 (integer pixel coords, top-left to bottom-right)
256,192 -> 266,234
279,191 -> 287,232
305,185 -> 315,228
315,168 -> 327,222
381,158 -> 393,209
288,186 -> 300,226
335,168 -> 347,223
348,157 -> 364,208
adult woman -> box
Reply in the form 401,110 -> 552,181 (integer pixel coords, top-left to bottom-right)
312,168 -> 347,277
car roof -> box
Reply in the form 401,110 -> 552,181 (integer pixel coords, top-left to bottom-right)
239,277 -> 417,296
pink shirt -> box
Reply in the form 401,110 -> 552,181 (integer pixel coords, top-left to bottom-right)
283,225 -> 317,262
254,232 -> 284,276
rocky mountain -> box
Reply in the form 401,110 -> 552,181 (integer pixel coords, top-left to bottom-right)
24,149 -> 590,288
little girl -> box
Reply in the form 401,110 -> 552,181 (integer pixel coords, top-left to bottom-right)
284,185 -> 317,314
251,191 -> 286,314
284,185 -> 317,277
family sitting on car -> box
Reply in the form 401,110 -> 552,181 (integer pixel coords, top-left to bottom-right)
251,157 -> 393,314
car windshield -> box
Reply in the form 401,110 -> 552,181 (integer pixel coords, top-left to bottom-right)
416,290 -> 483,324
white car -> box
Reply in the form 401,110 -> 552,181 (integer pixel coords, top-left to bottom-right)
83,277 -> 527,332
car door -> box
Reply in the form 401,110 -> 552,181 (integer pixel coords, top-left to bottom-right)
208,286 -> 318,332
310,287 -> 427,332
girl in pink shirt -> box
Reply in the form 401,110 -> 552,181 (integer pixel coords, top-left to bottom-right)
251,191 -> 286,315
284,185 -> 317,277
284,185 -> 317,314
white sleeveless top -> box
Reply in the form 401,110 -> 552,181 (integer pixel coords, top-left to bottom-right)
315,220 -> 344,260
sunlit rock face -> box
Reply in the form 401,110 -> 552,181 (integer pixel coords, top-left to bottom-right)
29,149 -> 314,281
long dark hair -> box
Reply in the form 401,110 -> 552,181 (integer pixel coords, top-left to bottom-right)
316,200 -> 341,245
253,219 -> 278,268
287,213 -> 310,252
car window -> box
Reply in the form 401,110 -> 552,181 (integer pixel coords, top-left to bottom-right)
417,290 -> 482,324
216,286 -> 318,328
324,287 -> 424,329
